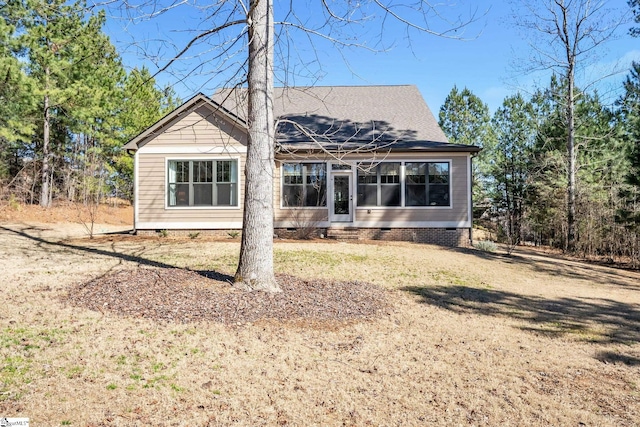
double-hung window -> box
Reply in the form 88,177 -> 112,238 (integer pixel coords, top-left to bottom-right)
405,162 -> 450,206
357,162 -> 401,207
168,159 -> 238,207
282,163 -> 327,207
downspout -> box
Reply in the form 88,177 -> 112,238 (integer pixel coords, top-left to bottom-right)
469,151 -> 478,247
126,148 -> 138,234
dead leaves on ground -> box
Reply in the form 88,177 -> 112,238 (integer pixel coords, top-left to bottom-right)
65,267 -> 389,327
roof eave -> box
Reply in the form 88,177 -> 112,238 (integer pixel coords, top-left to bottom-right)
276,142 -> 481,154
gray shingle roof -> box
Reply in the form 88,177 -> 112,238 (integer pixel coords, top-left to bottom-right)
214,85 -> 480,153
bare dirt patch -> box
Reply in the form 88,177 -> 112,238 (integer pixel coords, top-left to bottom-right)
0,201 -> 133,225
65,267 -> 388,326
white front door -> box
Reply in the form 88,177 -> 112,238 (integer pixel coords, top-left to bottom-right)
331,173 -> 353,223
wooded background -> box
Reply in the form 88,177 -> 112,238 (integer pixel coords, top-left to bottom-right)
0,0 -> 179,207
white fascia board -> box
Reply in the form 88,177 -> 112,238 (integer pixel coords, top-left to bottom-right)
138,145 -> 247,155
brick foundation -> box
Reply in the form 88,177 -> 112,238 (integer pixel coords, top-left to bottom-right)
137,227 -> 470,247
356,228 -> 470,247
277,227 -> 471,247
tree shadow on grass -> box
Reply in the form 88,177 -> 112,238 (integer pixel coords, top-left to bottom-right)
401,285 -> 640,345
595,351 -> 640,366
447,246 -> 640,291
0,225 -> 234,283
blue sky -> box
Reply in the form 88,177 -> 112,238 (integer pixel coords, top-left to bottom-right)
102,0 -> 640,114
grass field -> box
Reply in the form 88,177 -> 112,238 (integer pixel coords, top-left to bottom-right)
0,211 -> 639,425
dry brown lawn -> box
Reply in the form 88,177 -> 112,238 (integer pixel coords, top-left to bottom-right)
0,204 -> 639,426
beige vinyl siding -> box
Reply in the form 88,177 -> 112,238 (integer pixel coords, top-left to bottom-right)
138,106 -> 247,148
274,153 -> 470,226
135,106 -> 247,229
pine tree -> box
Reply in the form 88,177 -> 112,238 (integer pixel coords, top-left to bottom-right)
616,61 -> 640,264
16,0 -> 122,206
108,67 -> 179,201
439,86 -> 492,147
529,75 -> 626,256
0,3 -> 34,182
513,0 -> 626,252
438,86 -> 493,209
630,0 -> 640,36
488,93 -> 536,250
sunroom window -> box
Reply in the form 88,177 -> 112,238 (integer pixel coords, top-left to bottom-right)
357,162 -> 401,207
282,163 -> 326,207
405,162 -> 450,206
168,159 -> 238,207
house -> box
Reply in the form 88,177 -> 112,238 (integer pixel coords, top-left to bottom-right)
123,85 -> 480,246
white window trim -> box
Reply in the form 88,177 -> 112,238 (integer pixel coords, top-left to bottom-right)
279,161 -> 328,210
355,159 -> 454,210
276,158 -> 458,211
164,156 -> 241,210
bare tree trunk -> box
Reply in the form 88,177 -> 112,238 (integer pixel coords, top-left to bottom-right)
234,0 -> 280,292
566,75 -> 577,251
40,67 -> 51,208
563,9 -> 577,252
514,0 -> 625,253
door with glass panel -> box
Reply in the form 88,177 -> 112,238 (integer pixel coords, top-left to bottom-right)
332,174 -> 352,222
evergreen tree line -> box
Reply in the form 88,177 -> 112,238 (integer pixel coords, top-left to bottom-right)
0,0 -> 178,206
439,71 -> 640,265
